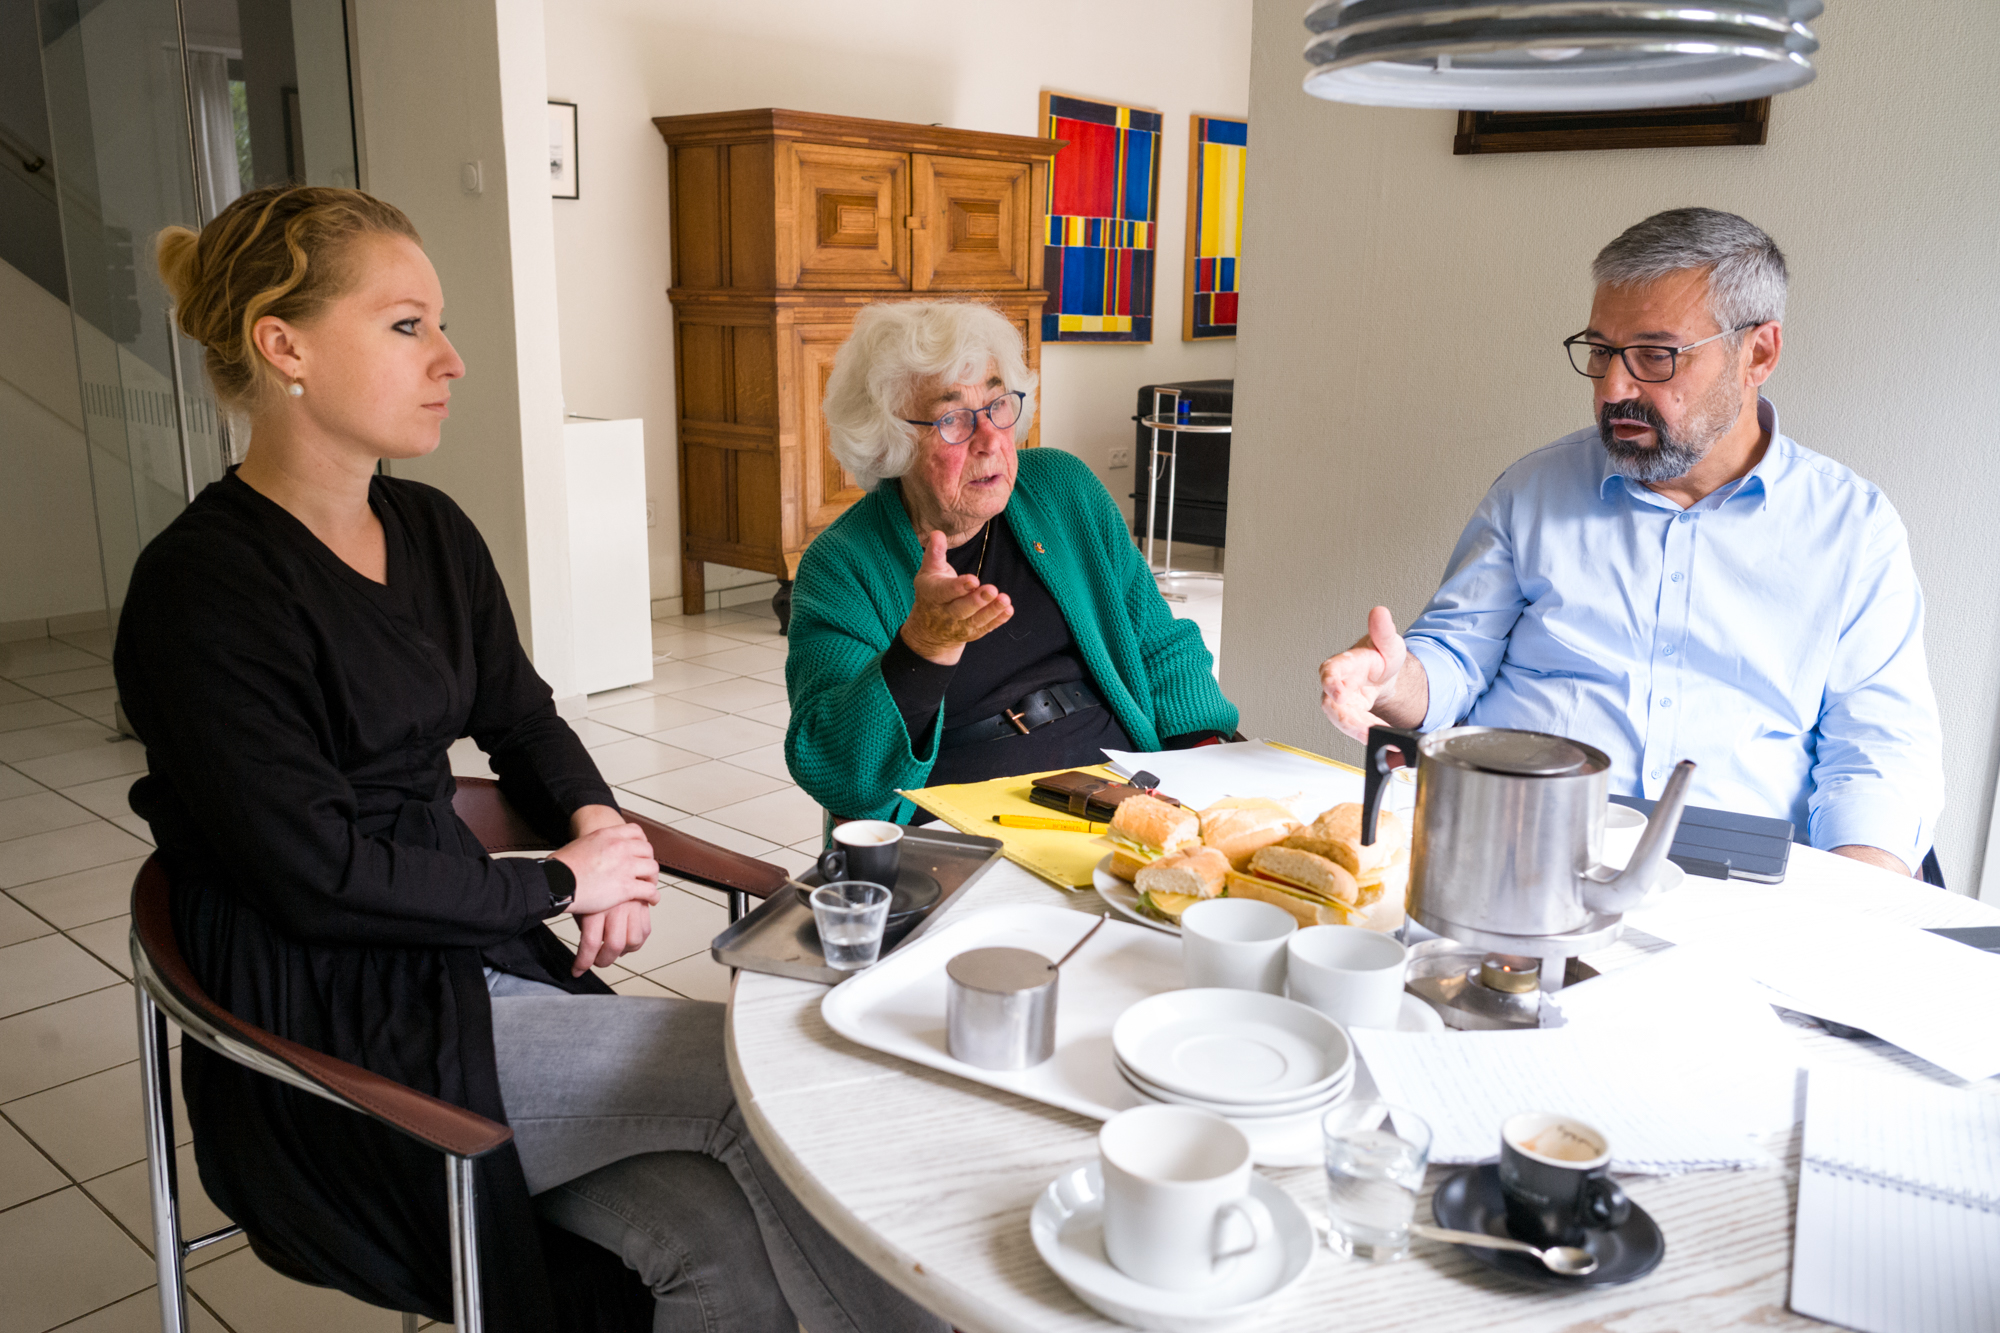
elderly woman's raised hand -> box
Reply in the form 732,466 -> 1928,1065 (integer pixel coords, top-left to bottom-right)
900,529 -> 1014,665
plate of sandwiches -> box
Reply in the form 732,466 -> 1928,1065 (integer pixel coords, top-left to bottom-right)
1096,793 -> 1411,936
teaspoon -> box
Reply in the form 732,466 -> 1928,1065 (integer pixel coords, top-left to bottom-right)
1409,1222 -> 1599,1276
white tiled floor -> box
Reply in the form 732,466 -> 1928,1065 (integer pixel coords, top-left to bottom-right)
0,578 -> 1225,1331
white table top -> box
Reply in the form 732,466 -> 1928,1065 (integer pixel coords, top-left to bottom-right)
724,848 -> 2000,1332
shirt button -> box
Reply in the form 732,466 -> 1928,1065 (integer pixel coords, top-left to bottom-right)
1661,698 -> 1673,708
1679,513 -> 1693,523
1650,769 -> 1663,780
1671,572 -> 1684,583
1663,646 -> 1675,656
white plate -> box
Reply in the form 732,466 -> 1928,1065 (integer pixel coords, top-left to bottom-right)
1388,992 -> 1447,1034
1114,989 -> 1353,1104
1031,1161 -> 1316,1332
1115,1056 -> 1352,1119
1094,854 -> 1180,935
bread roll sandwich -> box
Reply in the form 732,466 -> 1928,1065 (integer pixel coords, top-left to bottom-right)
1133,846 -> 1231,924
1198,797 -> 1305,871
1344,846 -> 1410,931
1222,845 -> 1360,928
1280,803 -> 1408,876
1105,794 -> 1201,881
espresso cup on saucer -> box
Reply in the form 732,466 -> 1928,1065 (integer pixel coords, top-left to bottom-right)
1181,898 -> 1295,994
1099,1106 -> 1275,1291
819,820 -> 903,887
1497,1112 -> 1631,1248
1285,926 -> 1407,1030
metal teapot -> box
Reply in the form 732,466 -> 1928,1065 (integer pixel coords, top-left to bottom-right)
1360,725 -> 1694,944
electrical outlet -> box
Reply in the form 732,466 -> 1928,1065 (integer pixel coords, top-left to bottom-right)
1108,448 -> 1131,469
645,501 -> 657,528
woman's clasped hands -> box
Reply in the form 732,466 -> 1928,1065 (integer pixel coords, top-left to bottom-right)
550,806 -> 661,976
899,529 -> 1014,666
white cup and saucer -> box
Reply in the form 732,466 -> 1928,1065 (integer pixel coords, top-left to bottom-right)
1029,1106 -> 1317,1331
1286,926 -> 1444,1034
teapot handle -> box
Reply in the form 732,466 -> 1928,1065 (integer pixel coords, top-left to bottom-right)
1361,726 -> 1422,847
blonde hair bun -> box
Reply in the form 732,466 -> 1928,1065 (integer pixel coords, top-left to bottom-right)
154,185 -> 421,412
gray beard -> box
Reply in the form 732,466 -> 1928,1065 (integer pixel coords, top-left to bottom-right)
1598,385 -> 1742,483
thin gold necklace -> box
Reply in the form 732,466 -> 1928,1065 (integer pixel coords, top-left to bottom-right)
975,519 -> 993,581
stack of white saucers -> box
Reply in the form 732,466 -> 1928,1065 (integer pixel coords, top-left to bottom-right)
1111,989 -> 1354,1122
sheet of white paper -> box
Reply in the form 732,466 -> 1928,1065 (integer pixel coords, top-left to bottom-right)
1546,944 -> 1804,1133
1352,1024 -> 1773,1174
1102,740 -> 1363,819
1625,895 -> 2000,1083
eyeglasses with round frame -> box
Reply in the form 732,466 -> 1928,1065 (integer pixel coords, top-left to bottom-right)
1563,322 -> 1761,383
902,390 -> 1027,445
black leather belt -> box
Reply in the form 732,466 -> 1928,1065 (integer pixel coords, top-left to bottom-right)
940,681 -> 1105,750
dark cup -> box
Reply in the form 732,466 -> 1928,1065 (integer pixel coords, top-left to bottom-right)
1497,1112 -> 1630,1248
819,820 -> 903,888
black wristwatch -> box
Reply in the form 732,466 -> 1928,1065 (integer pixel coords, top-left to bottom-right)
537,857 -> 577,915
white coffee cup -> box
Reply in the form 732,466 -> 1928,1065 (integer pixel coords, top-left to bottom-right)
1286,925 -> 1407,1030
1602,803 -> 1648,869
1181,898 -> 1295,994
1099,1105 -> 1276,1290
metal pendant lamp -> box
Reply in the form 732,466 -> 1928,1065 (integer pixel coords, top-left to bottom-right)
1301,1 -> 1823,111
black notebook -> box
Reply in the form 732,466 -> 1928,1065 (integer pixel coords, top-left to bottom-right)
1607,795 -> 1793,883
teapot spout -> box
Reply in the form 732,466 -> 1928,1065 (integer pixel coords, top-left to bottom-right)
1582,760 -> 1696,915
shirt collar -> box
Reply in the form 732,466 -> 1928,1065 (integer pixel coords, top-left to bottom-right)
1598,395 -> 1783,512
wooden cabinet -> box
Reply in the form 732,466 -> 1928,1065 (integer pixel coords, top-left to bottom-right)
653,109 -> 1058,612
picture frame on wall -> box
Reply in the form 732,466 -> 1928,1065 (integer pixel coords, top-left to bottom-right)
1183,114 -> 1246,341
548,100 -> 579,199
1040,90 -> 1161,344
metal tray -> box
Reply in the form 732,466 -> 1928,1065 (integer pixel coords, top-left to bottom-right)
710,826 -> 1005,984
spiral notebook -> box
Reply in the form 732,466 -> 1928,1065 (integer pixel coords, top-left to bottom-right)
1790,1066 -> 2000,1333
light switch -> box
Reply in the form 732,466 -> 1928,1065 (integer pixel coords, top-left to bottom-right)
461,161 -> 483,195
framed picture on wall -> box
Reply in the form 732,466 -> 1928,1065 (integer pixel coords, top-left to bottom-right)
1040,90 -> 1161,344
548,100 -> 579,199
1183,114 -> 1246,341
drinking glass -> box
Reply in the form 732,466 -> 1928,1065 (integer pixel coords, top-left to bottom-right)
1322,1099 -> 1432,1261
810,882 -> 892,970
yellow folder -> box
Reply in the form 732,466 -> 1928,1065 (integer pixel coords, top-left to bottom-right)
900,766 -> 1124,890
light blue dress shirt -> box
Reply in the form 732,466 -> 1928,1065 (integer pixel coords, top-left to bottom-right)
1404,398 -> 1943,870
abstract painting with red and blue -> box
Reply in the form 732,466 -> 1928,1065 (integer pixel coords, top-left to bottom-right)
1040,91 -> 1161,344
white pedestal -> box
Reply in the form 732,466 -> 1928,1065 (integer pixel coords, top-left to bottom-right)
563,418 -> 652,696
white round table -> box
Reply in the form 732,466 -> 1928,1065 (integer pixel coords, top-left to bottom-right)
725,848 -> 2000,1332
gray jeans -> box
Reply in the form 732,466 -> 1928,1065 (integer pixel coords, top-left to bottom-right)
485,970 -> 946,1333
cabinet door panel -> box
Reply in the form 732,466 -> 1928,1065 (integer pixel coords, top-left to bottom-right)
788,144 -> 910,289
913,154 -> 1032,291
792,320 -> 868,534
682,442 -> 733,544
735,449 -> 782,553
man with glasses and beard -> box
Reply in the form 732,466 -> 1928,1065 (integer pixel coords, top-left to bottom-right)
1317,208 -> 1944,879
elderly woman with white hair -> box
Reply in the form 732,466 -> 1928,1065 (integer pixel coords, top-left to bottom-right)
784,301 -> 1238,821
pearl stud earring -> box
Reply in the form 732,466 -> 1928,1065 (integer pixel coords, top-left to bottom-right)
288,381 -> 304,397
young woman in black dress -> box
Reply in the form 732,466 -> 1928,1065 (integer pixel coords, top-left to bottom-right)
118,185 -> 944,1333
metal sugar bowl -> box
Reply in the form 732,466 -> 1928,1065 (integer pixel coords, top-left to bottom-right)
1361,725 -> 1694,973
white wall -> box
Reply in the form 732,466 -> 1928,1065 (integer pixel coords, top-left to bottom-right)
542,0 -> 1253,605
0,258 -> 102,626
1225,1 -> 2000,895
350,0 -> 579,697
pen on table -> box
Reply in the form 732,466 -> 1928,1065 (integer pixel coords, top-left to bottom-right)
992,815 -> 1107,833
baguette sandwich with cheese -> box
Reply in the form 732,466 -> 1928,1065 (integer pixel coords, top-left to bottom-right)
1133,845 -> 1231,924
1198,797 -> 1304,871
1222,845 -> 1359,927
1105,793 -> 1201,880
1280,803 -> 1406,876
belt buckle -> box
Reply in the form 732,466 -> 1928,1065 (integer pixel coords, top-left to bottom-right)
1004,708 -> 1031,735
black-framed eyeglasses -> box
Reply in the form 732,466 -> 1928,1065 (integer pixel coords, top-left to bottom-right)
1563,322 -> 1760,383
902,390 -> 1026,445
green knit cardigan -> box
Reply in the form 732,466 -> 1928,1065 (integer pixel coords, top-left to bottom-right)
784,447 -> 1238,821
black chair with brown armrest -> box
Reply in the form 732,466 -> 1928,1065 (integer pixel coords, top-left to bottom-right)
131,779 -> 789,1333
